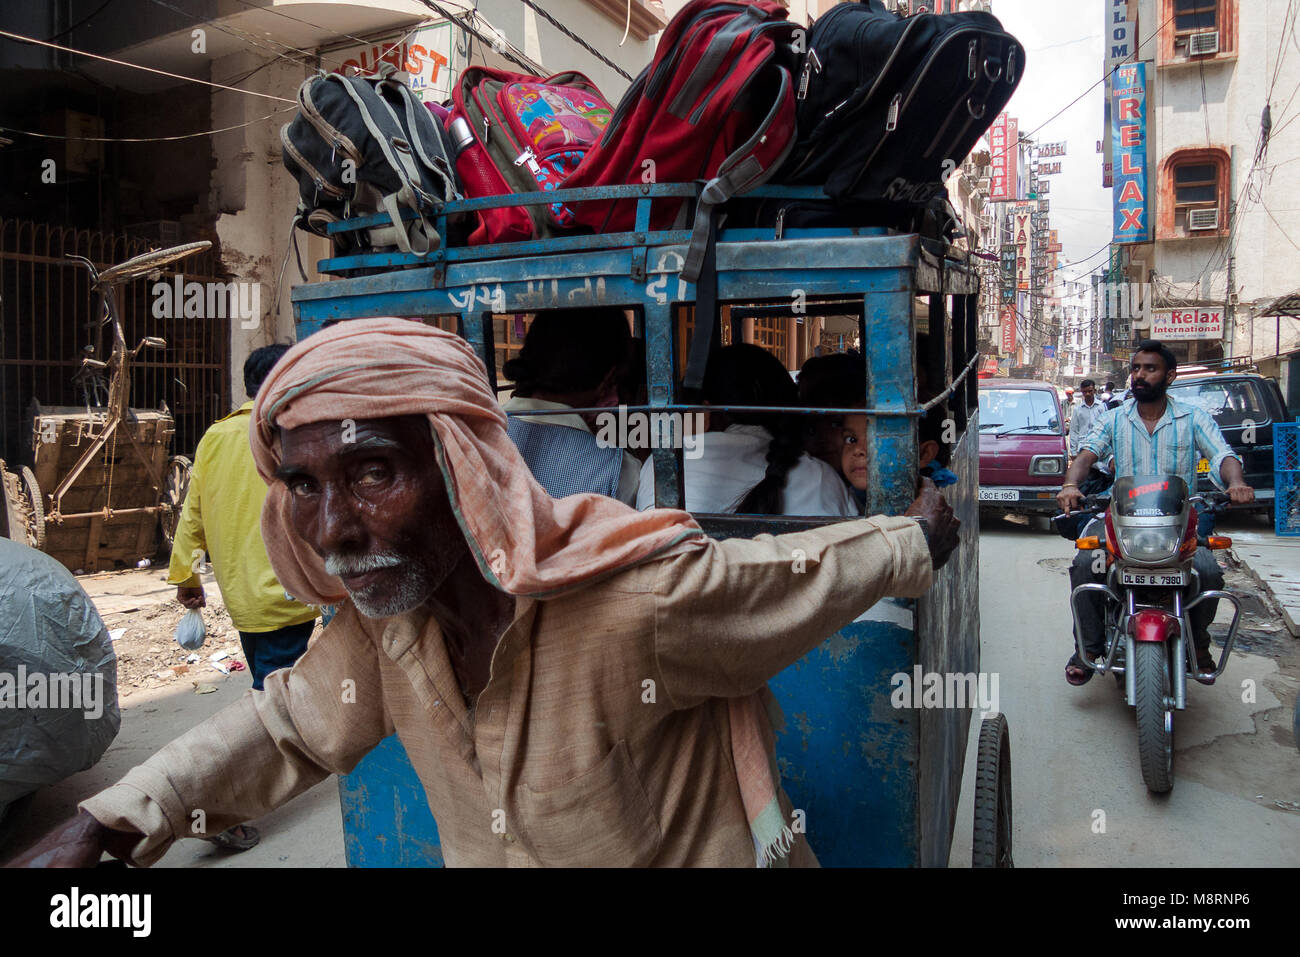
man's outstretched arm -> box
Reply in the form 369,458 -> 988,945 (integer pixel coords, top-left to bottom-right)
8,606 -> 393,867
651,484 -> 956,708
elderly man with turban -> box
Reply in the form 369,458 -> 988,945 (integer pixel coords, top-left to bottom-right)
13,318 -> 958,868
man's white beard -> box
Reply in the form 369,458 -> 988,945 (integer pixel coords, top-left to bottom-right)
325,551 -> 433,619
349,569 -> 432,618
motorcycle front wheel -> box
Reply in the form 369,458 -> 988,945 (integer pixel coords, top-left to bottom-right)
1134,641 -> 1175,793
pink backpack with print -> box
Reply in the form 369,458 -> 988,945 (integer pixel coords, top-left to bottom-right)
447,67 -> 613,245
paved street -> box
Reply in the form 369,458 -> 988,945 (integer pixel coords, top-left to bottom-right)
950,511 -> 1300,867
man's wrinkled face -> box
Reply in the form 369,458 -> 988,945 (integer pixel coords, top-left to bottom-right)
276,415 -> 459,618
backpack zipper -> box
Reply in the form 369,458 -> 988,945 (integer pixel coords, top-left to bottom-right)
299,79 -> 363,167
848,28 -> 1010,193
787,14 -> 927,180
514,146 -> 543,175
797,48 -> 823,101
280,125 -> 347,200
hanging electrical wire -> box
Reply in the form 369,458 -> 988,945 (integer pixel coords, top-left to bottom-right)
513,0 -> 634,79
985,7 -> 1180,165
0,107 -> 296,144
414,0 -> 543,74
0,27 -> 295,103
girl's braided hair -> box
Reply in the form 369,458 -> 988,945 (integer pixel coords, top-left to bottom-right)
701,343 -> 804,515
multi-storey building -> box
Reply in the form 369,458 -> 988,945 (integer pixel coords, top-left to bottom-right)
1109,0 -> 1300,405
0,0 -> 664,463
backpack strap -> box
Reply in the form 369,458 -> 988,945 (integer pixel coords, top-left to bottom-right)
680,66 -> 796,282
378,78 -> 460,204
681,211 -> 720,392
333,76 -> 439,255
680,62 -> 796,389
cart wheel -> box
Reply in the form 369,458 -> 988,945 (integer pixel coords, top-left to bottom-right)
972,712 -> 1013,868
1,464 -> 21,541
159,455 -> 192,551
18,466 -> 45,549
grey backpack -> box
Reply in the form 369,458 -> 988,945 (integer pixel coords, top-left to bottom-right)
281,65 -> 460,256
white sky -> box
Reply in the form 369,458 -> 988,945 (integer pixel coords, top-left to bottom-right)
991,0 -> 1115,279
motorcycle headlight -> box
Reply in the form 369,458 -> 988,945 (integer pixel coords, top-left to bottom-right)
1117,526 -> 1182,562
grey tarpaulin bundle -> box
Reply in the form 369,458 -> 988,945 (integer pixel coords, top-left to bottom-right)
0,538 -> 120,823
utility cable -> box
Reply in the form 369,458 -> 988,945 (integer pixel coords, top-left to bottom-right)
415,0 -> 543,74
0,27 -> 295,103
513,0 -> 634,80
0,107 -> 294,144
45,0 -> 116,41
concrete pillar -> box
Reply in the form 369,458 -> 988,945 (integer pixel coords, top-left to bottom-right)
210,52 -> 309,405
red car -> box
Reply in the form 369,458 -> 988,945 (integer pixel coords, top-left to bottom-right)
978,379 -> 1068,514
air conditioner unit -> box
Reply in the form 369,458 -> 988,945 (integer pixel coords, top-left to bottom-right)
1189,31 -> 1220,56
1188,207 -> 1220,231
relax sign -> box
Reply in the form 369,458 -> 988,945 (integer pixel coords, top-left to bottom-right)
1150,309 -> 1224,341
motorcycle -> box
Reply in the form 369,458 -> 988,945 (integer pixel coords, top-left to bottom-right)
1053,475 -> 1242,793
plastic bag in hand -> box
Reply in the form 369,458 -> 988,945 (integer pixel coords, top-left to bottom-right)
175,608 -> 206,650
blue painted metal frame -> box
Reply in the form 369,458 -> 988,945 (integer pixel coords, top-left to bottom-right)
297,183 -> 981,867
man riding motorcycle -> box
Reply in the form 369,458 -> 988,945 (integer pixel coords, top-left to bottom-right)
1056,340 -> 1254,687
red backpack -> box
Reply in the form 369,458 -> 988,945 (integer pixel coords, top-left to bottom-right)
564,0 -> 798,284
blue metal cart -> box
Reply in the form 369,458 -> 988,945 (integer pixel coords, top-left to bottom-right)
292,183 -> 1010,867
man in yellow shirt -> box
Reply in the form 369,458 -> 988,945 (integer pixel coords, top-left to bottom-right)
171,344 -> 318,688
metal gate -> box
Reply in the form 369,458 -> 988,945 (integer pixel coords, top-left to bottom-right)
0,219 -> 229,466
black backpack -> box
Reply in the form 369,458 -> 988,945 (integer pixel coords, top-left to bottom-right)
780,0 -> 1023,204
281,65 -> 460,256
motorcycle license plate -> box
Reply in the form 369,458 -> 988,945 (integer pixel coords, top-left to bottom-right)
979,488 -> 1018,502
1120,568 -> 1187,587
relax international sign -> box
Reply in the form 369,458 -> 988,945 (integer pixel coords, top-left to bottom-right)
1150,309 -> 1224,341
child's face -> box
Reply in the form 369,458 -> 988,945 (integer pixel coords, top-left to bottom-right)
840,414 -> 868,491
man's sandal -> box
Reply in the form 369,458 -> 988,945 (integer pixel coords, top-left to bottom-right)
1065,653 -> 1093,686
206,824 -> 260,851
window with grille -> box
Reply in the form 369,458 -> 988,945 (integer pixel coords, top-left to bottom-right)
1173,160 -> 1220,232
492,314 -> 529,385
1159,0 -> 1227,60
752,316 -> 787,359
1174,0 -> 1217,32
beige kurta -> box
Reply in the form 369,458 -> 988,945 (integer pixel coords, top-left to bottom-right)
81,516 -> 931,867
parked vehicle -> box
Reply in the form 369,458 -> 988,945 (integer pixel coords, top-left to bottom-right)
0,242 -> 202,570
1057,480 -> 1241,793
977,379 -> 1068,515
1167,371 -> 1286,525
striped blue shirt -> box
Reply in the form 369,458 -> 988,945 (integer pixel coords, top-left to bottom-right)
1080,394 -> 1240,491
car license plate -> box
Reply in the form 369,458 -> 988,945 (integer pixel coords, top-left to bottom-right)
978,488 -> 1019,502
1120,568 -> 1187,587
1197,458 -> 1210,473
